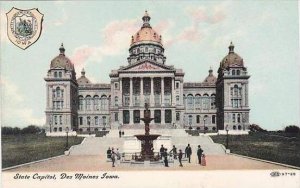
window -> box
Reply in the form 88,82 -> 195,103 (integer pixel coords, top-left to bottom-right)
134,110 -> 140,123
124,96 -> 130,106
145,47 -> 148,52
176,95 -> 180,105
165,110 -> 172,123
234,85 -> 238,96
79,117 -> 83,125
187,94 -> 194,109
87,117 -> 91,125
154,110 -> 161,123
176,82 -> 179,89
94,96 -> 99,110
211,94 -> 216,109
54,127 -> 57,132
188,115 -> 193,126
176,112 -> 180,121
233,125 -> 237,130
238,125 -> 242,130
212,115 -> 216,124
54,116 -> 57,125
237,114 -> 241,123
115,96 -> 118,107
79,96 -> 84,110
196,115 -> 200,124
237,70 -> 240,75
102,116 -> 107,126
195,94 -> 201,109
54,72 -> 57,78
101,95 -> 107,110
95,116 -> 99,125
86,96 -> 91,110
203,94 -> 209,109
115,83 -> 118,89
59,115 -> 62,125
59,72 -> 62,78
232,70 -> 236,75
232,114 -> 236,123
59,127 -> 62,132
115,113 -> 118,121
123,111 -> 130,124
56,87 -> 61,98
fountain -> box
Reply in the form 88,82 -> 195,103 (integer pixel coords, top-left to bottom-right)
134,103 -> 161,161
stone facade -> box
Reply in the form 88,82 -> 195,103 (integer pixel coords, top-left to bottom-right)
44,12 -> 250,133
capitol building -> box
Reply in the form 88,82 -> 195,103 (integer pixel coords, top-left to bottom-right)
44,12 -> 250,133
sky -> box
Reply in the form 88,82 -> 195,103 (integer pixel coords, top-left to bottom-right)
0,1 -> 299,130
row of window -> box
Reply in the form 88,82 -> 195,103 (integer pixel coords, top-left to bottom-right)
186,115 -> 216,125
132,46 -> 162,54
232,113 -> 243,123
79,96 -> 109,111
52,87 -> 64,98
231,69 -> 241,76
78,116 -> 107,126
53,101 -> 64,109
184,95 -> 216,109
122,109 -> 172,124
50,115 -> 63,125
230,85 -> 242,96
53,71 -> 63,78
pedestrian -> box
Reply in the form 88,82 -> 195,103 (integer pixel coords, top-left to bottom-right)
107,147 -> 111,159
116,148 -> 121,164
160,145 -> 165,159
119,130 -> 122,138
163,148 -> 169,167
197,145 -> 204,164
178,149 -> 183,167
111,150 -> 116,167
186,144 -> 192,163
170,145 -> 177,159
201,154 -> 206,166
122,131 -> 125,136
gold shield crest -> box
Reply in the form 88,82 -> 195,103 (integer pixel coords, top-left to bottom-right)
6,7 -> 44,50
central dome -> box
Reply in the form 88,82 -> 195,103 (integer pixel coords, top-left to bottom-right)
220,42 -> 244,69
131,11 -> 162,46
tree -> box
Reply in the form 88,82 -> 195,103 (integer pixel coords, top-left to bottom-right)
249,124 -> 267,132
284,125 -> 300,134
21,125 -> 41,134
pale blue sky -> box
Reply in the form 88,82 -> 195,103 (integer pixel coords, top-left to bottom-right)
0,1 -> 299,130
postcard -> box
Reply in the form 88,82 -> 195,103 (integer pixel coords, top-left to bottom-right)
1,1 -> 299,188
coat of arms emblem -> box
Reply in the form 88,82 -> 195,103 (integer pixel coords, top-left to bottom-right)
6,7 -> 43,50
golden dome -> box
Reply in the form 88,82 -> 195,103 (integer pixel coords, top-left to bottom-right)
50,44 -> 74,71
131,11 -> 162,46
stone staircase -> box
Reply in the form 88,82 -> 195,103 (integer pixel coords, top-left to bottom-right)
68,129 -> 225,156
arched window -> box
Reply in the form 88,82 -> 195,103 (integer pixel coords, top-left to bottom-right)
87,117 -> 91,125
232,70 -> 236,75
233,125 -> 237,130
237,70 -> 240,75
203,94 -> 209,109
59,115 -> 62,125
196,115 -> 200,124
234,85 -> 238,96
54,72 -> 58,78
94,95 -> 99,110
59,72 -> 62,78
188,115 -> 193,126
86,96 -> 91,110
95,116 -> 99,125
59,127 -> 62,132
145,47 -> 148,53
54,115 -> 57,125
115,96 -> 118,106
56,87 -> 61,98
211,94 -> 216,109
195,94 -> 201,109
79,117 -> 83,125
79,96 -> 84,110
176,112 -> 180,121
238,125 -> 242,130
54,127 -> 57,132
212,127 -> 216,131
187,94 -> 194,109
176,95 -> 180,105
237,114 -> 241,123
103,116 -> 107,126
101,95 -> 107,110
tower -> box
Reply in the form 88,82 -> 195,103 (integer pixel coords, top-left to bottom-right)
216,42 -> 250,131
44,44 -> 78,134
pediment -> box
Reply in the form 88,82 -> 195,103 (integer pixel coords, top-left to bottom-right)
121,61 -> 174,72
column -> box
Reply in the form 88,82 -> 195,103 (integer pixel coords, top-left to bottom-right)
140,78 -> 144,107
129,109 -> 133,124
140,109 -> 144,125
171,77 -> 175,106
120,78 -> 123,106
161,77 -> 164,106
66,85 -> 70,109
161,109 -> 165,124
150,77 -> 154,106
130,77 -> 133,106
180,80 -> 184,106
245,83 -> 249,107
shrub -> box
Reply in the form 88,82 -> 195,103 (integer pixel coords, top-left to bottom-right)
249,124 -> 267,132
284,125 -> 300,134
196,127 -> 200,130
21,125 -> 41,134
2,127 -> 21,135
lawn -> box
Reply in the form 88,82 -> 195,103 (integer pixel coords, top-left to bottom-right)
211,132 -> 300,167
2,133 -> 84,168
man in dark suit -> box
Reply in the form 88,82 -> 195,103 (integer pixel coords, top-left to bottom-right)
160,145 -> 165,159
186,144 -> 192,163
197,145 -> 204,164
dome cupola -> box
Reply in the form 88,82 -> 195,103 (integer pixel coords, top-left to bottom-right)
50,43 -> 75,72
220,42 -> 244,69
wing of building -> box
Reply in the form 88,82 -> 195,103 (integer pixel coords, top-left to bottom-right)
44,11 -> 250,134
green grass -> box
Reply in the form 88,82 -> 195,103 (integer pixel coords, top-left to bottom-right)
211,132 -> 300,167
2,133 -> 84,168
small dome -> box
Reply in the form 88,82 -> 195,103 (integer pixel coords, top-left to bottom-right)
220,42 -> 244,69
203,68 -> 217,85
77,68 -> 91,85
131,11 -> 162,46
50,43 -> 74,71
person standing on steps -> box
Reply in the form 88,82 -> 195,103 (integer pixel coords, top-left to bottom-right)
107,147 -> 112,159
160,145 -> 165,159
111,150 -> 116,167
119,130 -> 122,138
163,148 -> 169,167
170,145 -> 177,159
197,145 -> 204,164
186,144 -> 192,163
178,149 -> 183,167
